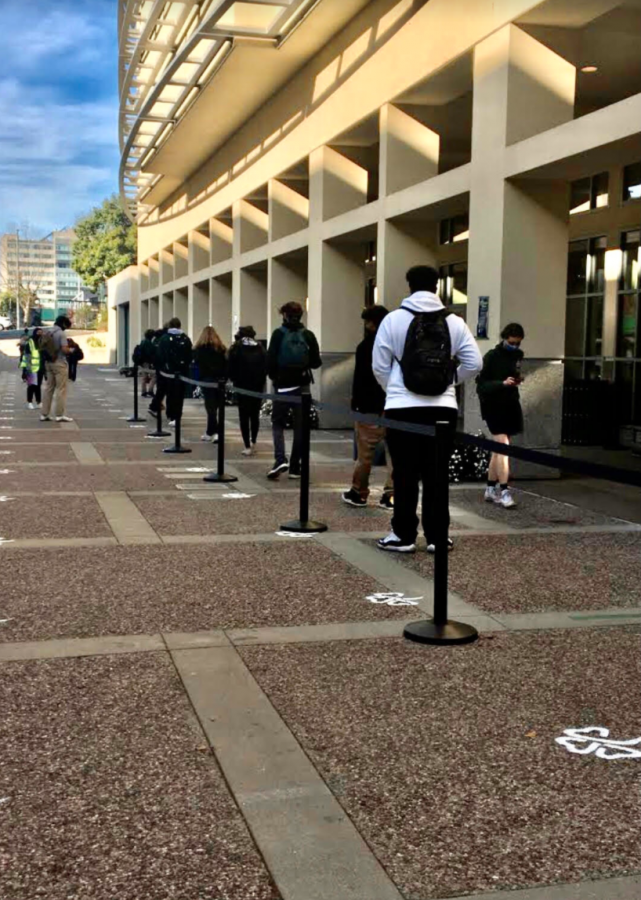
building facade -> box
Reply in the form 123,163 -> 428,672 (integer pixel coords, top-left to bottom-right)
110,0 -> 641,447
1,229 -> 86,325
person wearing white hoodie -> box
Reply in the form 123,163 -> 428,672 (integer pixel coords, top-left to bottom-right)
372,265 -> 482,553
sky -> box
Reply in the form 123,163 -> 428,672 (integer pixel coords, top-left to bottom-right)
0,0 -> 119,238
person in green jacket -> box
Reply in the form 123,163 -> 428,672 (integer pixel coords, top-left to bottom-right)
476,323 -> 525,508
19,328 -> 45,409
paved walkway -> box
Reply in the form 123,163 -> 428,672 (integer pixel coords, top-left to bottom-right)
0,355 -> 640,900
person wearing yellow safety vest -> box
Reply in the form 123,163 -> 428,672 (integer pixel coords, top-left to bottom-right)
19,328 -> 45,410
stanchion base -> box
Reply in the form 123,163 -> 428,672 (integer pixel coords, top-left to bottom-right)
279,519 -> 328,534
163,446 -> 192,454
127,416 -> 146,423
203,472 -> 238,483
403,619 -> 479,646
147,431 -> 171,439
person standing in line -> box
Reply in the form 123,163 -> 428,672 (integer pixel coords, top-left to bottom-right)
39,316 -> 73,423
266,301 -> 322,480
373,265 -> 482,553
155,318 -> 192,428
20,327 -> 44,409
149,325 -> 169,416
342,305 -> 394,510
133,329 -> 158,397
193,325 -> 227,442
228,325 -> 267,456
476,323 -> 525,509
66,338 -> 85,382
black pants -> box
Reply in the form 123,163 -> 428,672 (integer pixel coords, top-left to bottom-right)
26,369 -> 44,404
166,379 -> 185,423
203,387 -> 219,438
238,396 -> 261,448
385,406 -> 457,544
272,388 -> 304,470
149,371 -> 167,414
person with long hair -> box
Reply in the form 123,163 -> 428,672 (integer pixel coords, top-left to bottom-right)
20,327 -> 45,409
228,325 -> 267,455
193,324 -> 227,441
476,322 -> 525,509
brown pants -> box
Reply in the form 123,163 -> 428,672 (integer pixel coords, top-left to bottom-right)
42,361 -> 69,418
352,422 -> 393,500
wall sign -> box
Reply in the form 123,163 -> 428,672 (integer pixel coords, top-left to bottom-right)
477,296 -> 489,339
555,726 -> 641,760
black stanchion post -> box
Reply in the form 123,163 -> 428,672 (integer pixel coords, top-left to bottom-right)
127,365 -> 145,422
280,392 -> 327,534
163,374 -> 191,454
203,380 -> 237,483
147,374 -> 170,439
404,420 -> 478,646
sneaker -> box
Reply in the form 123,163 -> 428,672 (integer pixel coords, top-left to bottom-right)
27,402 -> 35,410
241,447 -> 253,456
168,420 -> 176,428
342,489 -> 367,508
378,493 -> 394,511
201,433 -> 212,442
55,415 -> 73,423
35,403 -> 42,409
426,538 -> 454,554
39,414 -> 51,422
213,434 -> 219,444
377,532 -> 416,553
288,470 -> 301,480
484,485 -> 499,503
497,488 -> 517,509
267,461 -> 289,480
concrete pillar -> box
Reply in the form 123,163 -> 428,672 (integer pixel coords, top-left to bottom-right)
174,288 -> 188,333
376,218 -> 437,309
466,25 -> 576,460
149,257 -> 159,290
234,200 -> 269,254
268,256 -> 307,337
269,180 -> 309,241
190,281 -> 210,342
149,297 -> 159,329
174,240 -> 189,279
211,218 -> 233,265
212,275 -> 233,346
141,299 -> 149,334
309,146 -> 368,222
161,292 -> 173,326
140,264 -> 149,294
238,267 -> 268,340
160,249 -> 174,285
379,104 -> 440,197
189,229 -> 210,274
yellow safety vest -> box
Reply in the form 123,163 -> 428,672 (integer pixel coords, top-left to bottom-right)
20,339 -> 41,374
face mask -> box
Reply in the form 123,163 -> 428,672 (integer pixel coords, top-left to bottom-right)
503,340 -> 520,351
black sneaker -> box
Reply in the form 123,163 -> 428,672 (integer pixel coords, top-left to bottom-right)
426,538 -> 454,554
267,461 -> 289,480
342,489 -> 366,508
288,469 -> 301,480
378,493 -> 394,511
377,532 -> 416,553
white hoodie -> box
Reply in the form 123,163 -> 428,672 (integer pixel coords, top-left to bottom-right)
372,292 -> 482,411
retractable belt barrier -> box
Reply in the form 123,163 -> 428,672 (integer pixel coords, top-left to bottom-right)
126,368 -> 641,647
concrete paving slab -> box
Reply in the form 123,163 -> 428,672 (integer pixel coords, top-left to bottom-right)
239,627 -> 641,899
94,491 -> 161,544
0,494 -> 113,540
0,652 -> 280,899
0,632 -> 164,662
70,441 -> 105,465
172,645 -> 403,900
453,487 -> 627,529
458,875 -> 641,900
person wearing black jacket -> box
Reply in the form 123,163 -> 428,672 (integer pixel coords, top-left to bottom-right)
228,325 -> 267,455
193,325 -> 227,442
476,322 -> 525,509
342,305 -> 393,509
266,301 -> 321,479
156,318 -> 192,427
134,329 -> 157,397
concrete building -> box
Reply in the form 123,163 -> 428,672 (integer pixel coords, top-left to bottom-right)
1,229 -> 86,325
110,0 -> 641,448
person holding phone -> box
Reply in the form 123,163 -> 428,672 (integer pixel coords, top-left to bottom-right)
476,323 -> 525,509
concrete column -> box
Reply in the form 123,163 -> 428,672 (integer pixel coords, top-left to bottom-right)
268,256 -> 307,337
149,257 -> 159,290
234,200 -> 269,254
466,25 -> 576,460
140,264 -> 149,294
149,297 -> 160,329
212,275 -> 233,346
211,218 -> 233,265
379,104 -> 440,197
161,293 -> 173,326
190,281 -> 210,341
189,230 -> 210,274
174,241 -> 189,279
309,146 -> 368,222
141,299 -> 149,334
238,268 -> 268,340
174,288 -> 188,333
269,180 -> 309,241
376,218 -> 437,309
160,249 -> 174,285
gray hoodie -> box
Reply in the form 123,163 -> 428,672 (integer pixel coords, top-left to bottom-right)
372,291 -> 482,411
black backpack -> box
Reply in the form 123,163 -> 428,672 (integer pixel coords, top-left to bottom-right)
397,309 -> 457,396
161,332 -> 192,374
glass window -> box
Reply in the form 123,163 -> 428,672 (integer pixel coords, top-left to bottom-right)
617,293 -> 637,358
438,262 -> 468,307
585,296 -> 603,356
567,240 -> 588,294
565,296 -> 585,356
622,230 -> 640,291
569,172 -> 609,214
592,172 -> 609,208
623,162 -> 641,202
590,236 -> 606,293
439,213 -> 469,245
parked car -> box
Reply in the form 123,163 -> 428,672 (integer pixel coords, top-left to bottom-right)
0,315 -> 14,331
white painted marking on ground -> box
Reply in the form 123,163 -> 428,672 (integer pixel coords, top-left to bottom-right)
158,467 -> 209,473
130,425 -> 145,429
275,531 -> 315,538
0,538 -> 15,545
0,451 -> 13,455
0,426 -> 13,430
555,727 -> 641,760
0,798 -> 10,806
0,618 -> 14,624
0,470 -> 15,475
221,493 -> 254,499
366,592 -> 421,607
0,496 -> 15,502
0,417 -> 14,420
0,438 -> 13,441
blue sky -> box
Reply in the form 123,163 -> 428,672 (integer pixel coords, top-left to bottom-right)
0,0 -> 119,237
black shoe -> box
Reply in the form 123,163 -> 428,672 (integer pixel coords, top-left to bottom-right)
377,531 -> 416,553
288,469 -> 301,480
426,538 -> 454,554
378,493 -> 394,511
267,461 -> 289,480
342,489 -> 366,508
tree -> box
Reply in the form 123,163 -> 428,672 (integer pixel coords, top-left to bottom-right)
0,284 -> 39,324
72,196 -> 137,292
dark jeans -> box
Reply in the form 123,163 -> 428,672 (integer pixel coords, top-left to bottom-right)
238,396 -> 261,448
166,378 -> 186,423
27,370 -> 44,404
203,387 -> 219,438
272,388 -> 305,470
385,406 -> 457,544
149,370 -> 167,413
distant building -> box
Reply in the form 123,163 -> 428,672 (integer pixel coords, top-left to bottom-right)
0,229 -> 87,324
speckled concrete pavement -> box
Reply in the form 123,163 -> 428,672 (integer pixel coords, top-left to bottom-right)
1,357 -> 640,900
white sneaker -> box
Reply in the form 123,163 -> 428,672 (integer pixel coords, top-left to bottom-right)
497,488 -> 516,509
201,433 -> 212,442
377,531 -> 416,553
241,447 -> 253,456
484,485 -> 499,503
169,420 -> 176,428
36,403 -> 42,409
426,538 -> 454,554
56,416 -> 73,423
39,414 -> 51,422
27,402 -> 35,410
213,434 -> 219,444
